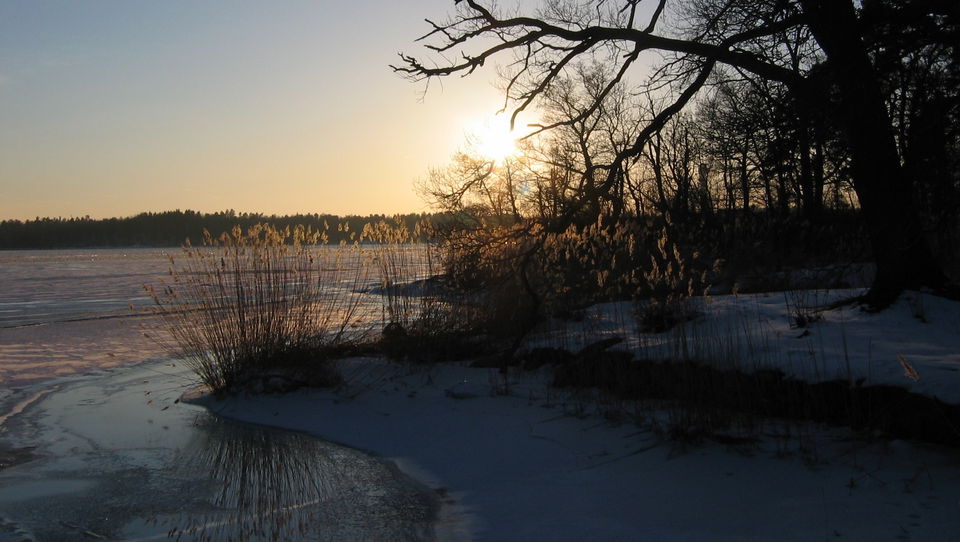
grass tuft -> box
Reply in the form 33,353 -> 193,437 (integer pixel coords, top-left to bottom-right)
144,224 -> 370,394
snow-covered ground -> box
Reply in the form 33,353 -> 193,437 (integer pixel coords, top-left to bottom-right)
535,289 -> 960,403
203,290 -> 960,541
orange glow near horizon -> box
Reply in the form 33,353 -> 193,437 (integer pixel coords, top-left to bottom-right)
0,1 -> 520,221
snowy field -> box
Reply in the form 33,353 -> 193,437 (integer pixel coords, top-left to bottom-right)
203,289 -> 960,541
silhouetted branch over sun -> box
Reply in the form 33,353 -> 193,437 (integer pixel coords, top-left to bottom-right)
395,0 -> 960,308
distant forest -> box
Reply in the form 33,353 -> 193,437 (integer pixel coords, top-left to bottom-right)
0,210 -> 435,249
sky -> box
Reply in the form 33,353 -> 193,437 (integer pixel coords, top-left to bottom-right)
0,0 -> 516,220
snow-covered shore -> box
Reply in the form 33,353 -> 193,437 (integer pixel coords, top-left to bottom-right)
202,290 -> 960,541
531,289 -> 960,403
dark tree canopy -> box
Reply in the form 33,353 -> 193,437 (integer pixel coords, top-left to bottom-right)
396,0 -> 960,307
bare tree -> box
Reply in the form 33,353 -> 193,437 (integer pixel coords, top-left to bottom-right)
395,0 -> 959,307
422,58 -> 644,226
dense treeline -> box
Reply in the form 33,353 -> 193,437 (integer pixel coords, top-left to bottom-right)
0,210 -> 436,249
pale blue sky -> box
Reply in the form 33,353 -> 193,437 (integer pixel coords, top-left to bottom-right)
0,0 -> 511,219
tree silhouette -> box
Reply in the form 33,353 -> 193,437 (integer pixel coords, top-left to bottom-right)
395,0 -> 959,307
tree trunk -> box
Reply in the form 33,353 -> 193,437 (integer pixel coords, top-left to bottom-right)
797,118 -> 816,218
800,0 -> 947,307
811,126 -> 825,218
738,149 -> 750,211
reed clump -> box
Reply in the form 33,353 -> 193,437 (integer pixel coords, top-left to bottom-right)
145,224 -> 370,394
363,218 -> 489,362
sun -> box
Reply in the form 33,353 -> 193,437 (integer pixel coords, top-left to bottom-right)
466,115 -> 520,163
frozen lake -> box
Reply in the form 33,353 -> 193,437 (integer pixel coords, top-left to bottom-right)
0,246 -> 410,387
0,247 -> 446,540
0,360 -> 439,541
0,249 -> 174,387
0,248 -> 172,328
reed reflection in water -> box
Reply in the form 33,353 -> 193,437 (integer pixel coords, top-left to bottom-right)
153,416 -> 439,542
0,362 -> 441,542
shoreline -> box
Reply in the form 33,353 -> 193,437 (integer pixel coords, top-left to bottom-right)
1,286 -> 959,539
0,358 -> 443,540
198,357 -> 960,541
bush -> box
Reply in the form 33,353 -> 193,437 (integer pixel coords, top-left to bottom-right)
145,224 -> 369,394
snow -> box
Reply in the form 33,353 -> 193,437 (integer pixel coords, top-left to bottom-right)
201,289 -> 960,541
530,289 -> 960,403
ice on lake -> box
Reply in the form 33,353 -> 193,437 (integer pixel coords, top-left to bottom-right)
0,247 -> 446,540
0,360 -> 441,541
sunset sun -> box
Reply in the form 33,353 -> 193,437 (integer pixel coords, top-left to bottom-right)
466,115 -> 520,162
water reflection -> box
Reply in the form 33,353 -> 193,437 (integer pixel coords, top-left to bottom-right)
0,362 -> 440,542
159,416 -> 438,541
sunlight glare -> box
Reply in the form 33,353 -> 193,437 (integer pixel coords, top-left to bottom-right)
466,115 -> 520,163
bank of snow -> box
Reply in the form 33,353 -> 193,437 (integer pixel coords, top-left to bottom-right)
203,290 -> 960,541
532,289 -> 960,403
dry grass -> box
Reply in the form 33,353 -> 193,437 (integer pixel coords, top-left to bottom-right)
144,224 -> 370,394
363,218 -> 488,362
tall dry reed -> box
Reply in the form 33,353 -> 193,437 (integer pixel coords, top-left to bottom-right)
144,224 -> 370,393
362,218 -> 488,362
